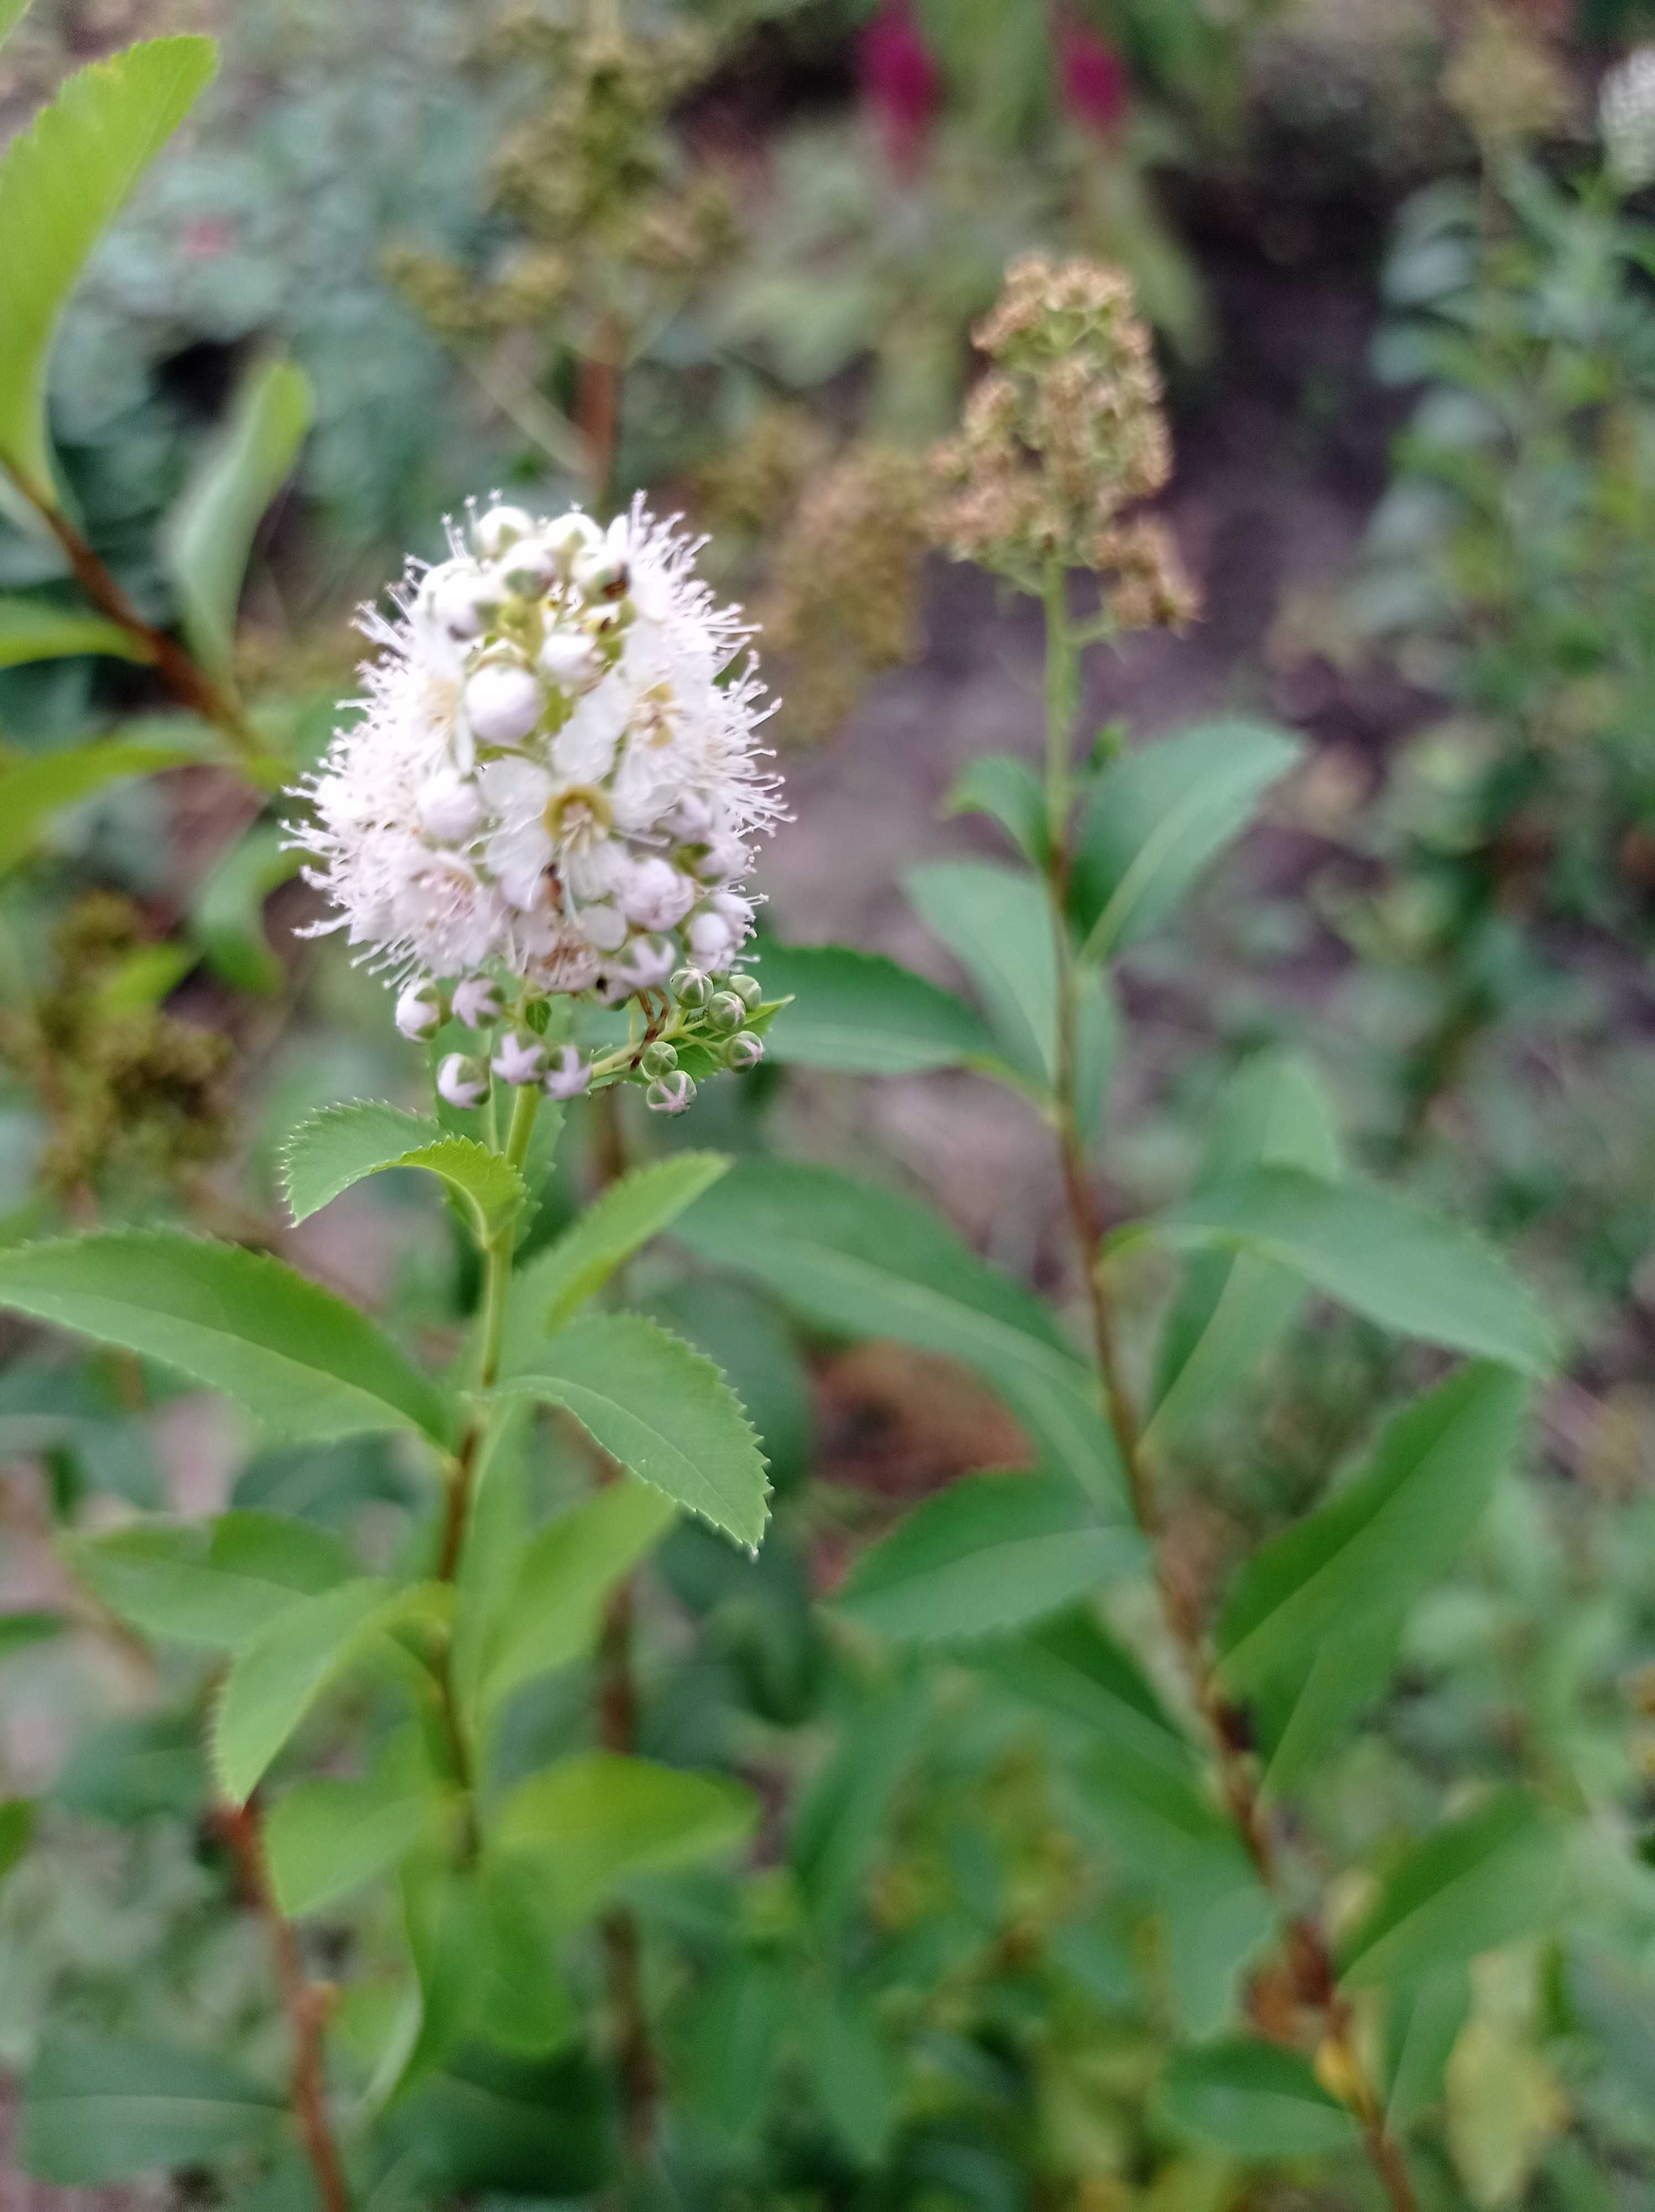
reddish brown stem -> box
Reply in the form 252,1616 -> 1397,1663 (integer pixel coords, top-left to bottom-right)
218,1798 -> 352,2212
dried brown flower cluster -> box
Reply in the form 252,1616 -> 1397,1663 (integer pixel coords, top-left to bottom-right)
1441,4 -> 1573,159
759,441 -> 935,743
387,15 -> 731,348
930,255 -> 1195,629
1,895 -> 228,1204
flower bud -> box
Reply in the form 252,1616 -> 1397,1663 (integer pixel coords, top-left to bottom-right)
639,1039 -> 679,1080
497,535 -> 558,597
573,900 -> 627,952
537,628 -> 600,691
542,1044 -> 592,1100
473,503 -> 535,559
620,855 -> 695,931
437,1052 -> 490,1109
428,567 -> 498,641
464,661 -> 543,747
646,1070 -> 696,1114
725,1029 -> 765,1071
417,769 -> 485,844
451,974 -> 504,1027
492,1028 -> 549,1086
686,907 -> 737,964
609,932 -> 677,993
727,971 -> 763,1011
573,543 -> 629,600
707,990 -> 745,1034
670,965 -> 711,1009
395,979 -> 445,1040
543,510 -> 604,576
689,831 -> 750,885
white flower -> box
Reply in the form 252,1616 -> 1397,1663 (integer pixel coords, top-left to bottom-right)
292,496 -> 781,1014
395,979 -> 444,1040
437,1052 -> 490,1109
452,975 -> 504,1027
492,1029 -> 548,1086
543,1044 -> 592,1099
1602,48 -> 1655,189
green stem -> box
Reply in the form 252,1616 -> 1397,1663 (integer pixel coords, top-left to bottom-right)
1042,560 -> 1077,838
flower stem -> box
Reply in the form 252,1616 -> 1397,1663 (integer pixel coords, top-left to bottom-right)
1037,590 -> 1417,2212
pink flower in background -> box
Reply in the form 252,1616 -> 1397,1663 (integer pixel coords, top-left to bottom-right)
859,0 -> 941,176
180,216 -> 233,260
1056,17 -> 1128,135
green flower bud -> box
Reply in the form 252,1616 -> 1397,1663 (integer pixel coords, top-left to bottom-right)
670,965 -> 711,1010
725,1030 -> 765,1071
639,1039 -> 679,1080
728,972 -> 763,1010
646,1070 -> 696,1115
707,990 -> 745,1034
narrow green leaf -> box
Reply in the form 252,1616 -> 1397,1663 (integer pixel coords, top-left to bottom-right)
380,2044 -> 611,2198
976,1605 -> 1192,1772
473,1857 -> 578,2056
0,597 -> 153,669
192,821 -> 300,995
64,1509 -> 353,1651
493,1750 -> 756,1922
89,941 -> 196,1019
163,357 -> 312,681
265,1731 -> 438,1917
281,1100 -> 525,1244
906,858 -> 1059,1087
1070,719 -> 1304,958
756,941 -> 1000,1074
1217,1364 -> 1529,1702
0,37 -> 218,499
212,1577 -> 450,1802
675,1159 -> 1127,1514
1158,2038 -> 1358,2159
789,1673 -> 931,1923
0,1230 -> 454,1446
499,1312 -> 769,1548
1147,1050 -> 1342,1447
1385,1964 -> 1471,2127
805,1987 -> 898,2165
1146,1166 -> 1558,1376
944,752 -> 1048,863
0,738 -> 211,872
399,1856 -> 486,2086
21,2030 -> 281,2184
505,1151 -> 729,1351
1339,1792 -> 1568,1989
836,1469 -> 1143,1642
472,1477 -> 676,1720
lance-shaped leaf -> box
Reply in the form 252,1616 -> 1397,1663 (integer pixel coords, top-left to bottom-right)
1069,719 -> 1303,958
1339,1792 -> 1568,1990
1158,2038 -> 1358,2160
0,37 -> 218,500
1141,1166 -> 1558,1376
675,1159 -> 1128,1514
944,752 -> 1048,864
467,1476 -> 677,1721
499,1312 -> 769,1548
282,1100 -> 526,1244
192,820 -> 301,994
0,597 -> 152,669
0,1230 -> 453,1446
756,942 -> 999,1074
0,735 -> 212,872
504,1151 -> 729,1353
835,1468 -> 1143,1643
1146,1049 -> 1342,1448
163,356 -> 312,682
22,2031 -> 282,2184
264,1730 -> 440,1917
1217,1362 -> 1528,1710
64,1509 -> 353,1652
493,1750 -> 756,1923
976,1605 -> 1193,1772
1385,1965 -> 1471,2128
212,1576 -> 450,1802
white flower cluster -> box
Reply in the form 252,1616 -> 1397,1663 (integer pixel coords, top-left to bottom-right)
1601,46 -> 1655,190
294,495 -> 780,1015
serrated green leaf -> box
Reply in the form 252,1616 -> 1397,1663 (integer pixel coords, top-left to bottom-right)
493,1750 -> 756,1922
1144,1167 -> 1557,1376
1158,2038 -> 1358,2159
0,1230 -> 454,1446
213,1577 -> 450,1802
944,752 -> 1048,863
163,356 -> 311,681
471,1476 -> 676,1721
504,1152 -> 728,1355
1147,1050 -> 1342,1448
1340,1792 -> 1568,1989
265,1730 -> 438,1917
282,1100 -> 525,1243
836,1469 -> 1143,1642
0,737 -> 211,872
192,821 -> 301,995
755,942 -> 999,1074
1218,1364 -> 1528,1726
64,1509 -> 353,1651
1070,719 -> 1303,958
674,1159 -> 1127,1514
499,1312 -> 769,1548
0,597 -> 153,669
21,2030 -> 281,2184
0,37 -> 218,500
